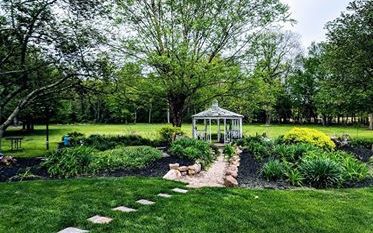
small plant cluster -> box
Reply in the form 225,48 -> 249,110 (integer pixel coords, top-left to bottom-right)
169,138 -> 216,168
239,128 -> 369,188
159,126 -> 184,144
223,144 -> 236,159
83,134 -> 156,151
283,127 -> 336,150
43,146 -> 162,178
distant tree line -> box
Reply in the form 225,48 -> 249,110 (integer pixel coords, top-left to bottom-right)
0,0 -> 372,136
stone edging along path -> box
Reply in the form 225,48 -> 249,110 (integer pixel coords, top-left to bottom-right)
57,188 -> 189,233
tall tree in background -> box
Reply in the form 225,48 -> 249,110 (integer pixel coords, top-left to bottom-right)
115,0 -> 291,126
324,0 -> 373,129
0,0 -> 110,137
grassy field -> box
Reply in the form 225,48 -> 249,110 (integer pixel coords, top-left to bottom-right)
0,177 -> 371,233
1,123 -> 372,157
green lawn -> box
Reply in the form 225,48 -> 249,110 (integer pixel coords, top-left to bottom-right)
1,123 -> 372,157
0,177 -> 371,233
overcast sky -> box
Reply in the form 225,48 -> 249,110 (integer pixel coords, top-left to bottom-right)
281,0 -> 351,49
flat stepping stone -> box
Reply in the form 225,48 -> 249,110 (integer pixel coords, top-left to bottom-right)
112,206 -> 137,212
57,227 -> 89,233
172,188 -> 188,193
87,215 -> 113,224
157,193 -> 172,198
136,199 -> 155,205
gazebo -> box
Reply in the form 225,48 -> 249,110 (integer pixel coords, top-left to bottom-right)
192,100 -> 243,143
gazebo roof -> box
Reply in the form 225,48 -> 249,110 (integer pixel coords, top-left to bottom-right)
192,100 -> 243,118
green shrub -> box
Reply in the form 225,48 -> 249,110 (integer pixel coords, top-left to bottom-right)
223,144 -> 236,159
286,169 -> 303,186
90,146 -> 162,172
237,135 -> 273,160
159,126 -> 184,144
169,138 -> 216,168
84,134 -> 154,151
299,156 -> 343,188
43,146 -> 95,178
350,138 -> 373,149
273,143 -> 321,162
262,160 -> 286,181
283,128 -> 335,150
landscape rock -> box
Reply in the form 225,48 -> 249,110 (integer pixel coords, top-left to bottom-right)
169,163 -> 179,170
178,166 -> 188,172
163,169 -> 181,180
0,156 -> 17,166
181,171 -> 187,176
226,169 -> 238,178
224,175 -> 238,187
188,163 -> 202,174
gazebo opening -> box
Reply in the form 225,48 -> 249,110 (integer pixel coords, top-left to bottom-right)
192,100 -> 243,143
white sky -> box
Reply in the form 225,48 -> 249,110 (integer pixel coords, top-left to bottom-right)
281,0 -> 351,49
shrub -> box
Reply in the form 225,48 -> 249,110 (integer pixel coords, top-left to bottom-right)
43,146 -> 95,178
66,131 -> 85,146
90,146 -> 162,172
159,126 -> 184,144
273,143 -> 321,162
283,128 -> 335,150
223,144 -> 236,159
169,138 -> 215,168
262,160 -> 286,181
299,156 -> 343,188
84,134 -> 154,151
237,135 -> 273,160
286,169 -> 303,186
350,138 -> 373,149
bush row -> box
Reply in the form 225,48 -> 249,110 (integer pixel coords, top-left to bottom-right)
43,146 -> 162,178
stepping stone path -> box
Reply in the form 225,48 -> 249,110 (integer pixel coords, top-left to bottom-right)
112,206 -> 137,212
87,215 -> 113,224
157,193 -> 172,198
57,227 -> 88,233
136,199 -> 155,205
172,188 -> 188,193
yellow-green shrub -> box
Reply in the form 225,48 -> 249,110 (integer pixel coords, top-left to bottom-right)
283,128 -> 335,150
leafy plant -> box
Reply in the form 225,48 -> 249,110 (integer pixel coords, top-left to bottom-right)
43,146 -> 95,178
223,144 -> 236,159
84,134 -> 154,151
283,128 -> 335,150
237,135 -> 273,160
273,143 -> 320,162
159,126 -> 184,144
350,138 -> 373,150
262,160 -> 286,181
286,169 -> 303,186
299,156 -> 343,188
66,131 -> 85,146
90,146 -> 162,172
169,138 -> 216,168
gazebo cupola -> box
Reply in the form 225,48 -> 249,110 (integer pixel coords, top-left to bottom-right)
192,100 -> 243,143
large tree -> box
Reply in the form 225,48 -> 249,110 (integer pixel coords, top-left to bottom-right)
324,0 -> 373,129
115,0 -> 291,126
0,0 -> 110,137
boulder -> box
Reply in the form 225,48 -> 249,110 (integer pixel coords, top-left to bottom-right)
188,169 -> 196,175
163,169 -> 181,180
226,169 -> 238,178
181,171 -> 187,176
188,163 -> 202,175
224,175 -> 238,187
227,165 -> 238,172
178,166 -> 188,172
0,156 -> 17,166
169,163 -> 179,170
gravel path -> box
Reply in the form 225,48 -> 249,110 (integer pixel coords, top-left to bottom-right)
179,155 -> 228,188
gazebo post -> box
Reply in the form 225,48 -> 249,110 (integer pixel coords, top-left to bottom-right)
239,118 -> 243,138
204,119 -> 207,141
209,118 -> 212,142
192,118 -> 196,139
223,118 -> 226,143
217,118 -> 220,142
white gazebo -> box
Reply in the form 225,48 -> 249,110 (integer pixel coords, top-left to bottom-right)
192,100 -> 243,143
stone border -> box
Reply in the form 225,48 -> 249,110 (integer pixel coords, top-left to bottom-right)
163,163 -> 202,180
223,147 -> 241,187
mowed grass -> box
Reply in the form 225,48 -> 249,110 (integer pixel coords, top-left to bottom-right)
0,177 -> 371,233
1,123 -> 372,157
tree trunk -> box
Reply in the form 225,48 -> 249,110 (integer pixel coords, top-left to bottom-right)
265,110 -> 271,126
148,104 -> 152,123
169,95 -> 186,127
369,113 -> 373,130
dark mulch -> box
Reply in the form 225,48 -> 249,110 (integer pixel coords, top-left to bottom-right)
339,145 -> 373,162
0,155 -> 194,182
237,150 -> 291,189
0,157 -> 48,182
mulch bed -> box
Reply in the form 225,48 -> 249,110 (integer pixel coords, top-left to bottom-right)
338,145 -> 372,162
237,150 -> 291,189
0,156 -> 194,182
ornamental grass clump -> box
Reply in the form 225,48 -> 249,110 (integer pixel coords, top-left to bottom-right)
283,128 -> 336,150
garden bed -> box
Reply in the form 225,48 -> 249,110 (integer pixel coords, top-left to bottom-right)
0,155 -> 194,182
237,150 -> 291,189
